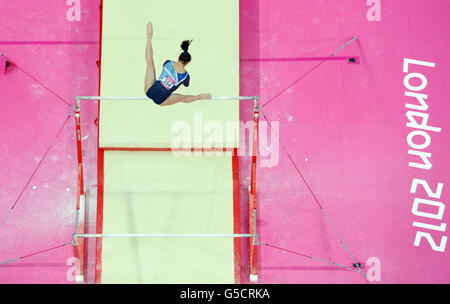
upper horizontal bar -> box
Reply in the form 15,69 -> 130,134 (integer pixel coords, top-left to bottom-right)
75,96 -> 258,101
74,233 -> 254,238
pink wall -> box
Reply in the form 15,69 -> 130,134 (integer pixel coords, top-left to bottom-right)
0,0 -> 100,283
239,0 -> 450,283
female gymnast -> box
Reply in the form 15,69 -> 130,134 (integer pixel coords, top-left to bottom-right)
144,22 -> 212,106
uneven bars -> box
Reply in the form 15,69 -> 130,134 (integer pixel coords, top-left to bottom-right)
75,96 -> 258,101
74,233 -> 254,238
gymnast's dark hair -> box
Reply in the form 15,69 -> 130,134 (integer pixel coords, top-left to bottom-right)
178,40 -> 192,64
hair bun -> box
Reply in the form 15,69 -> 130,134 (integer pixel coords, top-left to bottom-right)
181,39 -> 193,52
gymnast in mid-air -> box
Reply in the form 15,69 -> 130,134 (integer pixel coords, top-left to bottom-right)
144,22 -> 212,106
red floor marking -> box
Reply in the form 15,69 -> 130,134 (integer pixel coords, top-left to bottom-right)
94,0 -> 104,284
0,41 -> 99,45
241,56 -> 358,62
232,148 -> 242,283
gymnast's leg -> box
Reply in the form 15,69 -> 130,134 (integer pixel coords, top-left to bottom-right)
159,93 -> 212,106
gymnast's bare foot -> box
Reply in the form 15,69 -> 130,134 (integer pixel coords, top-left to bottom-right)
147,21 -> 153,38
199,94 -> 212,100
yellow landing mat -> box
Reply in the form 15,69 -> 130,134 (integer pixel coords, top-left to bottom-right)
99,0 -> 240,148
101,151 -> 235,283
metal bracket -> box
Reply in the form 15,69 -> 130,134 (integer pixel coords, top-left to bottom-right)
252,232 -> 260,246
252,209 -> 259,246
72,233 -> 78,246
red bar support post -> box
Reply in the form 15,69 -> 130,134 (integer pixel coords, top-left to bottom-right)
249,97 -> 259,282
73,103 -> 85,283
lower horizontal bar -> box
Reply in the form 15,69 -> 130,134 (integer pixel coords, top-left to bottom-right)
75,96 -> 257,101
74,233 -> 254,238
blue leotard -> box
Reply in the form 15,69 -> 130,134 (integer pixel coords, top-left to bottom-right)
146,60 -> 190,104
